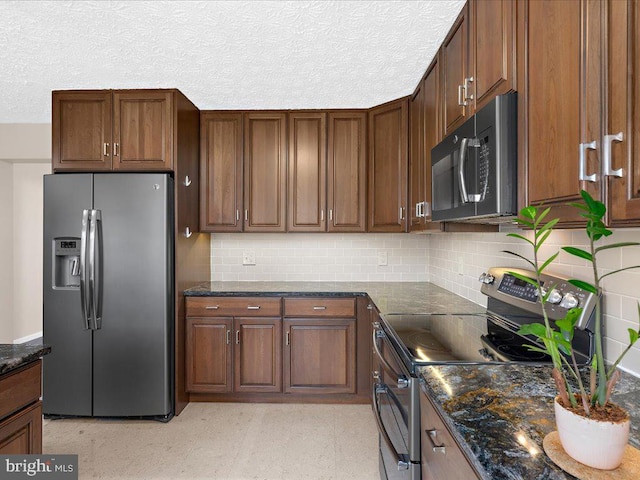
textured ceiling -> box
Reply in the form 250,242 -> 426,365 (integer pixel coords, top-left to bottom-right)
0,0 -> 464,123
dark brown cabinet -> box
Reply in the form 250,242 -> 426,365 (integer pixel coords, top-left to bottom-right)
244,112 -> 288,232
441,0 -> 516,137
368,99 -> 409,232
518,0 -> 640,226
283,298 -> 356,394
420,390 -> 480,480
185,297 -> 282,394
0,361 -> 43,454
470,0 -> 516,111
327,111 -> 368,232
606,0 -> 640,225
200,112 -> 243,232
288,112 -> 327,232
442,5 -> 470,136
53,89 -> 179,172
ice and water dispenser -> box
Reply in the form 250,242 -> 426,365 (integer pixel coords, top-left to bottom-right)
52,238 -> 81,289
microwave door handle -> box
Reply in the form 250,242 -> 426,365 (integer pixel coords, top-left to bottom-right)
459,137 -> 470,203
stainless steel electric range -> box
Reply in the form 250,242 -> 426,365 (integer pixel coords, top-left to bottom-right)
372,267 -> 598,480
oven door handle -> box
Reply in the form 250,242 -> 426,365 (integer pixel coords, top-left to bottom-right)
372,383 -> 410,471
372,324 -> 410,388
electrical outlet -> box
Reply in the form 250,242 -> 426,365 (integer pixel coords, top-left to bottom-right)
242,251 -> 256,265
377,250 -> 388,266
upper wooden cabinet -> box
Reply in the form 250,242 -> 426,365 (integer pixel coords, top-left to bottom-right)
200,112 -> 243,232
442,5 -> 470,136
368,99 -> 409,233
288,112 -> 327,232
606,0 -> 640,225
243,112 -> 288,232
519,0 -> 640,226
410,56 -> 444,233
53,89 -> 180,172
442,0 -> 516,136
327,112 -> 367,232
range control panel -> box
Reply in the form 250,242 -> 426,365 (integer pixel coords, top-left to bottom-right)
479,267 -> 597,330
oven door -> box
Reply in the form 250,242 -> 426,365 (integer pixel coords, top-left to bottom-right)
372,323 -> 420,480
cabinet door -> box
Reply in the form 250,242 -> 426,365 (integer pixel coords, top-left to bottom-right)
410,83 -> 425,231
288,112 -> 326,232
423,57 -> 444,232
327,112 -> 367,232
607,0 -> 640,225
471,0 -> 516,111
112,91 -> 173,170
284,318 -> 356,394
243,113 -> 287,232
521,0 -> 600,224
368,99 -> 409,232
185,317 -> 232,393
0,402 -> 42,454
52,91 -> 112,171
200,112 -> 243,232
234,318 -> 282,393
442,5 -> 469,136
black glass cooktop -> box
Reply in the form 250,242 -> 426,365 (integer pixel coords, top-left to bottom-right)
381,313 -> 492,369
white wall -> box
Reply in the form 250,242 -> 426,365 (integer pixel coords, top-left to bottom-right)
12,162 -> 51,340
428,229 -> 640,376
0,161 -> 14,342
210,233 -> 429,282
0,124 -> 51,343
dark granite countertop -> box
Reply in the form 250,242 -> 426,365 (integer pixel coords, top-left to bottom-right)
418,364 -> 640,479
185,281 -> 486,315
0,343 -> 51,375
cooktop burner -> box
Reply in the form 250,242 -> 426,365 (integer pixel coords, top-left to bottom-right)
496,343 -> 548,361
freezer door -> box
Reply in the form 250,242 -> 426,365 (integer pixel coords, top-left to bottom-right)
43,173 -> 94,416
92,173 -> 173,417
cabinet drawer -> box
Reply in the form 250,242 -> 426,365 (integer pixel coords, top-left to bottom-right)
284,297 -> 356,317
0,361 -> 41,420
420,391 -> 479,480
186,297 -> 282,317
0,401 -> 42,454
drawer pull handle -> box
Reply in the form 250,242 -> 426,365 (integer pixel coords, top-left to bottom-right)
247,306 -> 260,310
205,305 -> 220,310
226,329 -> 230,345
313,306 -> 327,310
286,331 -> 290,346
426,429 -> 446,454
235,330 -> 240,344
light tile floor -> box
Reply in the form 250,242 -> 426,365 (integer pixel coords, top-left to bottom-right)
43,403 -> 378,480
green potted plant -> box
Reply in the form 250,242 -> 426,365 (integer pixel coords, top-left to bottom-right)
504,190 -> 640,470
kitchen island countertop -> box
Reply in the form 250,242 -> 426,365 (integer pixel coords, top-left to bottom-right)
185,281 -> 486,315
419,364 -> 640,479
0,343 -> 51,375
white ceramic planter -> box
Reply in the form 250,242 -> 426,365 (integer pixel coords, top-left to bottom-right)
554,397 -> 630,470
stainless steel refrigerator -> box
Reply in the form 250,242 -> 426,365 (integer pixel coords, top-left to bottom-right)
43,173 -> 174,421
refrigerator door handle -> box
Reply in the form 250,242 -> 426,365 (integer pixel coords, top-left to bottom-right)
80,209 -> 91,330
89,209 -> 103,330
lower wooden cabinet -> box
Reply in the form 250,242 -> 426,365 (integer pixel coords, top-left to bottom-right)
0,361 -> 43,454
284,318 -> 356,394
420,390 -> 479,480
0,402 -> 42,454
186,295 -> 363,401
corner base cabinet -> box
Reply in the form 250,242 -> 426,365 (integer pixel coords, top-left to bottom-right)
186,295 -> 367,403
0,361 -> 43,454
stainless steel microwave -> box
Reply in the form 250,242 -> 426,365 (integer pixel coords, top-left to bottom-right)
431,93 -> 517,222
